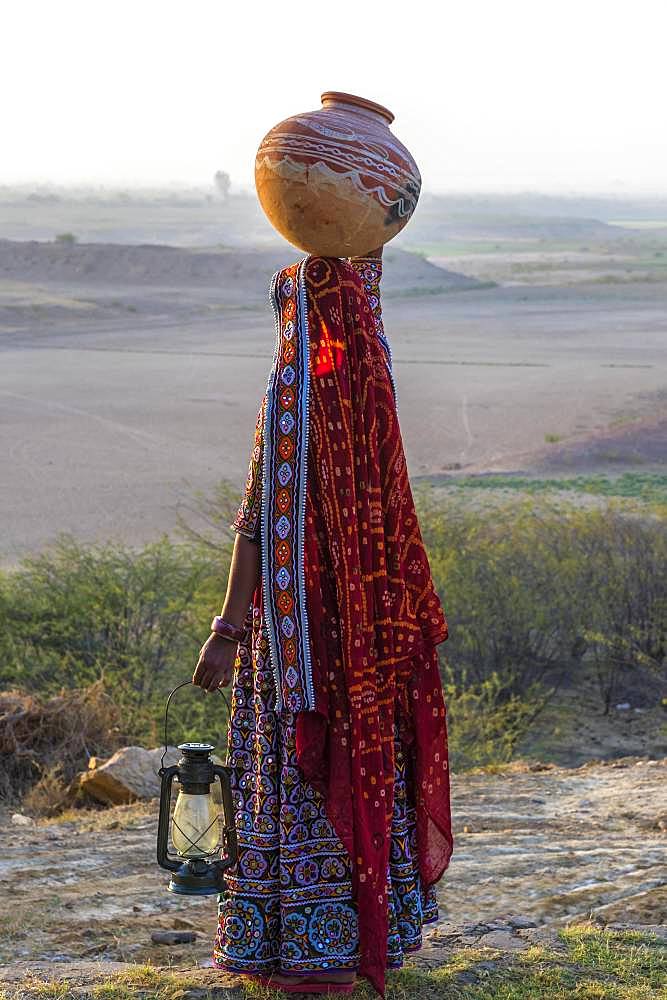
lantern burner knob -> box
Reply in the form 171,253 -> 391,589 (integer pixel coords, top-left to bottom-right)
178,741 -> 216,754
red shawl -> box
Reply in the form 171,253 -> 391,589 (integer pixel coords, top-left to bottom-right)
256,255 -> 452,995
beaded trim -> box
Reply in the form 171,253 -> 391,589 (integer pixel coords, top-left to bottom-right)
260,257 -> 315,712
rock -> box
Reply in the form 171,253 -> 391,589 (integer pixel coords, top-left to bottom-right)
11,813 -> 34,827
507,915 -> 538,929
478,930 -> 530,951
151,930 -> 198,945
519,926 -> 565,949
485,918 -> 514,930
78,745 -> 227,806
460,921 -> 490,935
606,922 -> 667,942
426,921 -> 461,941
78,745 -> 182,805
455,969 -> 483,985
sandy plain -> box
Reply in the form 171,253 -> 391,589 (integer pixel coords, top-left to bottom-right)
1,194 -> 666,567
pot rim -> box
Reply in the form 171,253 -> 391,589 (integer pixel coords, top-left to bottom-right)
320,91 -> 394,125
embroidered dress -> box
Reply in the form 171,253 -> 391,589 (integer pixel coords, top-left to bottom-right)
213,256 -> 452,996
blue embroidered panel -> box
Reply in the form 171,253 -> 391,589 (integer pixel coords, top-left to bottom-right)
260,258 -> 315,712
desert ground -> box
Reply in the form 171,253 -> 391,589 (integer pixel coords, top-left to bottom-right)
0,757 -> 664,996
1,190 -> 666,567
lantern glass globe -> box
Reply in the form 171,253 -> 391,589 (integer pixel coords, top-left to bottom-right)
172,790 -> 220,858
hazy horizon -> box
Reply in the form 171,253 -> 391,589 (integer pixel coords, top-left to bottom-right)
3,0 -> 665,198
3,180 -> 667,201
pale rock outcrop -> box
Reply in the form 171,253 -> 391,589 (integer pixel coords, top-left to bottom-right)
79,745 -> 181,805
79,745 -> 227,806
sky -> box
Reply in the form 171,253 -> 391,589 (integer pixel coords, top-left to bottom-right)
2,0 -> 666,195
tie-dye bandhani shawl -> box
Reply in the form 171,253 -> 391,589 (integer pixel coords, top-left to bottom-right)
254,255 -> 452,996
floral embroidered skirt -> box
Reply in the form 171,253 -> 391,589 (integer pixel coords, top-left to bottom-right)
212,608 -> 440,976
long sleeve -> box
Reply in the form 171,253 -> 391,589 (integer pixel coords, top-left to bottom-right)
230,394 -> 266,544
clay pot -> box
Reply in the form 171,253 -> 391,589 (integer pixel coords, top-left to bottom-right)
255,91 -> 421,257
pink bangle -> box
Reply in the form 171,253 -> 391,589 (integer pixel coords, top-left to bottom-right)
210,616 -> 246,643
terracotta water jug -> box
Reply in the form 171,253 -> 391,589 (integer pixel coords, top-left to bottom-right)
255,91 -> 421,257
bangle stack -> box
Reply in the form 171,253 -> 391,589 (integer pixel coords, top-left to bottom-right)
210,616 -> 246,643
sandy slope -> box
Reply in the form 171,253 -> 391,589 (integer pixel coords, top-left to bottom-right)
0,240 -> 480,315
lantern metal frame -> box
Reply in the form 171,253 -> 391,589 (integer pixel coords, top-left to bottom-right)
156,680 -> 240,895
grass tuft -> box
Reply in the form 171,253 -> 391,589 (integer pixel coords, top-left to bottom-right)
92,965 -> 183,997
558,922 -> 666,988
5,980 -> 71,999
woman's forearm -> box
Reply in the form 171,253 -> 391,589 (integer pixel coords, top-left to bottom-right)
219,532 -> 261,628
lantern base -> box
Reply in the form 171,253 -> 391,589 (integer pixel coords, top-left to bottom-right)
166,859 -> 228,896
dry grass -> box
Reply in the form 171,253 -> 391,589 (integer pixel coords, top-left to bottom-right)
0,680 -> 126,809
35,797 -> 156,831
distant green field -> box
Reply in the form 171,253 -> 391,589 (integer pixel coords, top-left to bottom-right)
400,231 -> 667,260
431,472 -> 667,504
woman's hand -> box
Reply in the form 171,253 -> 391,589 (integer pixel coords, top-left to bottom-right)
192,633 -> 238,692
192,533 -> 260,692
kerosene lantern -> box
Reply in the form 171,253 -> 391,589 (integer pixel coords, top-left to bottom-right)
156,681 -> 239,895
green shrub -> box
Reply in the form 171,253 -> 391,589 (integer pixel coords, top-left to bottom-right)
0,533 -> 234,752
1,486 -> 665,801
441,664 -> 546,770
415,487 -> 666,714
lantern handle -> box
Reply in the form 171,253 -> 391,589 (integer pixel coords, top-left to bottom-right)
160,680 -> 232,773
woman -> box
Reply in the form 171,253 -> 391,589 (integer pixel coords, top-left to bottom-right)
193,250 -> 452,997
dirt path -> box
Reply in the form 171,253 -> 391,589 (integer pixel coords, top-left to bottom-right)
0,756 -> 664,983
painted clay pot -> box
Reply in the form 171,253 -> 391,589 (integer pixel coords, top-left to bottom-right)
255,91 -> 421,257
